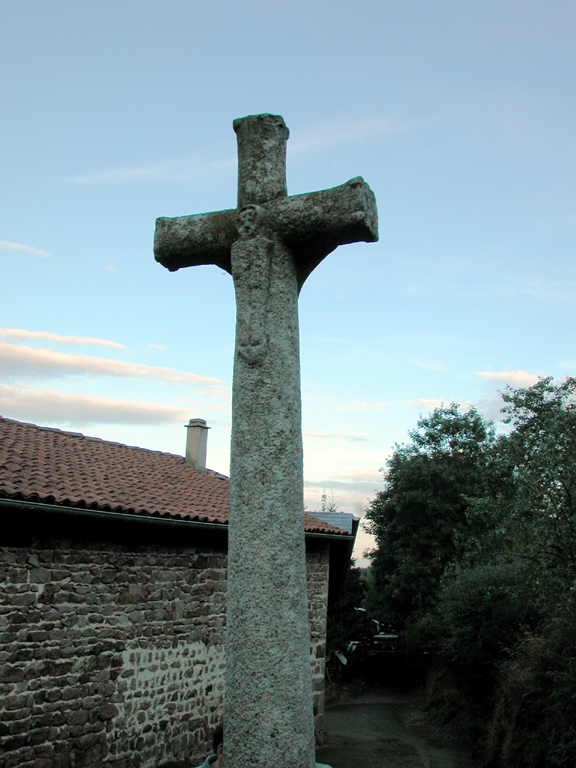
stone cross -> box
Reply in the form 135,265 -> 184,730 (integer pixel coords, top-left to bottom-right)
154,114 -> 378,768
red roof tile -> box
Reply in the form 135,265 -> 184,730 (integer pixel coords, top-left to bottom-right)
0,417 -> 348,536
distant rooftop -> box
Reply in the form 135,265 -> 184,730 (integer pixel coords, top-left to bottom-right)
307,511 -> 359,534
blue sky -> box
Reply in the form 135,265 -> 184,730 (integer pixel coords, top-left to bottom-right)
1,0 -> 574,563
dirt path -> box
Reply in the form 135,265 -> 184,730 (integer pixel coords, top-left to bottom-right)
316,685 -> 480,768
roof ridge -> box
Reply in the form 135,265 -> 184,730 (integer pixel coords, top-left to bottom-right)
0,416 -> 228,477
0,415 -> 104,442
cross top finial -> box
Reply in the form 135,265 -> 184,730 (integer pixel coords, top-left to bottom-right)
233,114 -> 290,208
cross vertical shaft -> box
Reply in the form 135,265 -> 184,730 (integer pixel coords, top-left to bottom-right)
226,115 -> 313,768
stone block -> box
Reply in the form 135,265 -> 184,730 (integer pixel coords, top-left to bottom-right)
68,710 -> 88,727
0,664 -> 24,683
97,703 -> 118,721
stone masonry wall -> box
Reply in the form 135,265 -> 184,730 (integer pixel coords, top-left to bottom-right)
306,548 -> 330,741
0,531 -> 330,768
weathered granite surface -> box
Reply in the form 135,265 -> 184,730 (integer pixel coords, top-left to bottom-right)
155,176 -> 377,290
154,113 -> 378,768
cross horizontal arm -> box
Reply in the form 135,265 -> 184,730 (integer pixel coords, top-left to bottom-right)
266,176 -> 378,289
153,177 -> 377,289
154,208 -> 236,274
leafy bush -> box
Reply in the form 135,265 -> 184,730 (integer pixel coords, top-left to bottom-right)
486,594 -> 576,768
422,558 -> 542,732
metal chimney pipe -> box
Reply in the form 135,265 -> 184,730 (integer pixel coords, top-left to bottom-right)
185,419 -> 209,471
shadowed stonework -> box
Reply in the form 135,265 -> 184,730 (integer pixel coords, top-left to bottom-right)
154,113 -> 377,768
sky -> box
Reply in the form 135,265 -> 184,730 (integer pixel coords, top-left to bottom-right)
1,0 -> 574,565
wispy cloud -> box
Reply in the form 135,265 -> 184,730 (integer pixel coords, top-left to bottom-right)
477,370 -> 540,387
64,153 -> 235,186
303,430 -> 367,443
0,385 -> 189,426
404,270 -> 576,303
406,398 -> 444,410
290,115 -> 424,157
0,342 -> 224,385
412,332 -> 460,345
412,360 -> 448,372
336,400 -> 386,412
63,115 -> 420,187
304,478 -> 380,494
199,385 -> 232,399
474,393 -> 508,423
494,277 -> 576,301
0,328 -> 127,350
0,241 -> 52,258
330,470 -> 383,482
192,402 -> 228,413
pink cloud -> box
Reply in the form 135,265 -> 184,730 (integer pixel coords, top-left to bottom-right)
0,386 -> 189,426
0,342 -> 223,385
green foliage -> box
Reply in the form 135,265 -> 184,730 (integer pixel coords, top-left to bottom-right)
485,594 -> 576,768
364,378 -> 576,767
499,377 -> 576,576
424,559 -> 542,715
548,727 -> 576,768
364,403 -> 495,623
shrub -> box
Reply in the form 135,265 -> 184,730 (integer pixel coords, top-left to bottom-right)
423,559 -> 542,723
486,593 -> 576,767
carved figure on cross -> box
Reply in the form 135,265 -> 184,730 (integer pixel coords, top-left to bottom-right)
155,114 -> 377,768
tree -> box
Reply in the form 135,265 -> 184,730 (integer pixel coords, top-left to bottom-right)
320,489 -> 339,514
426,379 -> 576,762
364,380 -> 576,764
364,404 -> 495,624
460,377 -> 576,597
500,376 -> 576,575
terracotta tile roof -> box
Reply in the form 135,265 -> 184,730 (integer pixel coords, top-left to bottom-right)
0,416 -> 348,536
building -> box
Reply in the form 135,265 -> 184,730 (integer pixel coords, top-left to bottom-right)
0,416 -> 356,768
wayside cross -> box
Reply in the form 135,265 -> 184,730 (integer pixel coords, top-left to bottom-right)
155,113 -> 378,768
